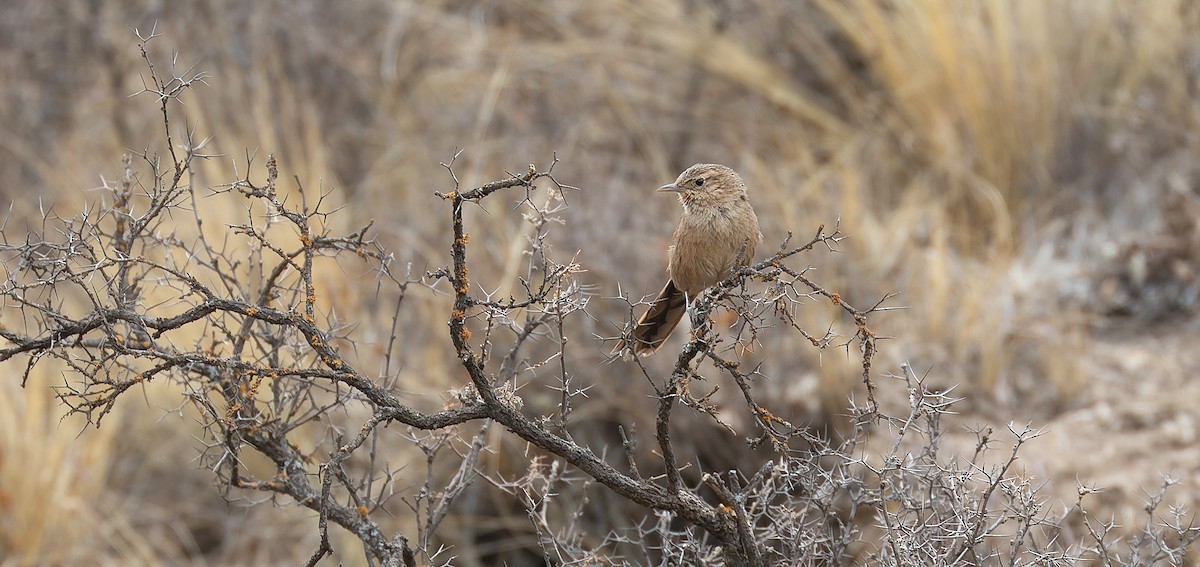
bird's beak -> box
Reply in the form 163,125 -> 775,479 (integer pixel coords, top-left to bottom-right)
657,182 -> 683,193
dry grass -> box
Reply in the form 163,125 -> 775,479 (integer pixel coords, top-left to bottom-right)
2,0 -> 1199,563
0,370 -> 121,565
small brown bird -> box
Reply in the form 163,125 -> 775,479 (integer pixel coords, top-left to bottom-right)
621,164 -> 762,356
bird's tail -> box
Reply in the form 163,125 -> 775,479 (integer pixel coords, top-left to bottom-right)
622,280 -> 688,356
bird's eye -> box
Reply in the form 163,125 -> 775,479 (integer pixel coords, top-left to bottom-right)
694,178 -> 705,187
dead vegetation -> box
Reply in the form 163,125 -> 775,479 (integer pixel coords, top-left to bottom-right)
2,1 -> 1200,565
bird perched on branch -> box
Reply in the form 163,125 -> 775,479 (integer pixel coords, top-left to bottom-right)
620,164 -> 762,356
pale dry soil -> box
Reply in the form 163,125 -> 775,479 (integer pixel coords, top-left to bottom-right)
914,315 -> 1200,535
1025,319 -> 1200,520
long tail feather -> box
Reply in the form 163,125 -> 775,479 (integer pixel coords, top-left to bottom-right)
628,281 -> 687,356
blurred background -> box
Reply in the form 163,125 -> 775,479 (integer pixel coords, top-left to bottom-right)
3,0 -> 1200,564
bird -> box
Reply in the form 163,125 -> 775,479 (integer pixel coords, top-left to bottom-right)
620,163 -> 762,356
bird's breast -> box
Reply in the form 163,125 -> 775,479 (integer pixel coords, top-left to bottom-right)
667,206 -> 760,296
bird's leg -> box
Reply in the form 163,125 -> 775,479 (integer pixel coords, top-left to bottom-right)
685,292 -> 714,345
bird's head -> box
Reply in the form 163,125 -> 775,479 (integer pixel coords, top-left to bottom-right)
657,163 -> 748,211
